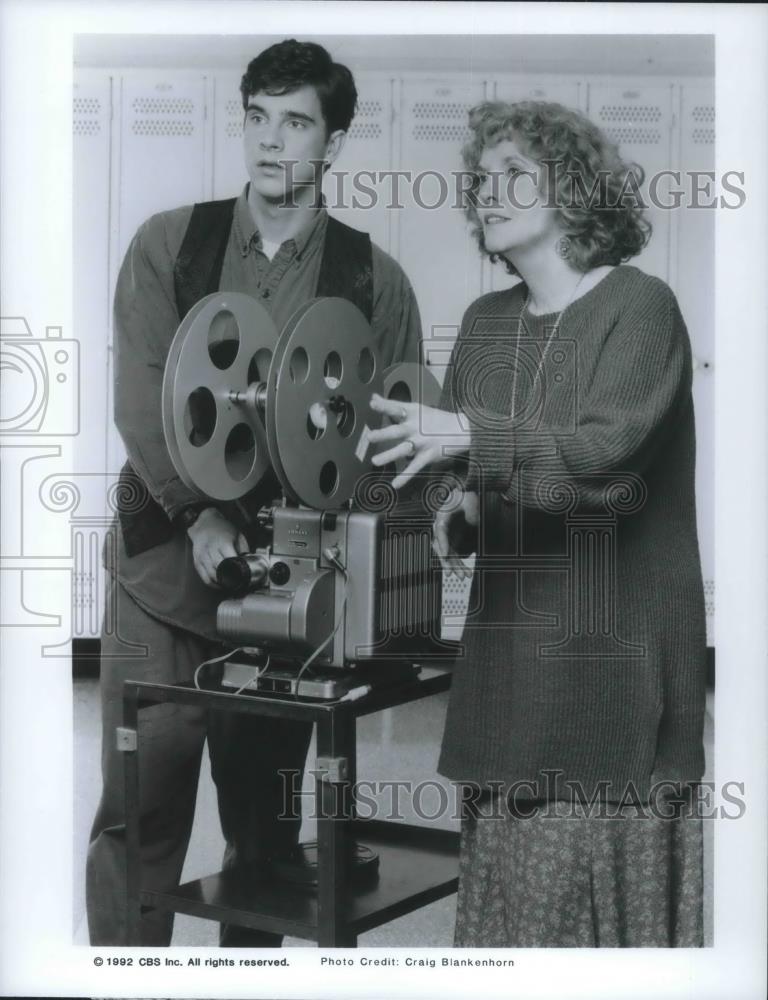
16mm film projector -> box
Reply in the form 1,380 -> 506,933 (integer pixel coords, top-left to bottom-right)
162,292 -> 450,700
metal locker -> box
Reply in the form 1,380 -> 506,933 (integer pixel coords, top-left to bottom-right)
396,77 -> 487,366
678,81 -> 715,646
114,72 -> 209,268
212,73 -> 248,199
324,76 -> 393,254
586,82 -> 674,283
106,72 -> 209,504
73,70 -> 113,639
677,83 -> 715,362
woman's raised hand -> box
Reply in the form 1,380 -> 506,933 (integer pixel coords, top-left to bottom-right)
368,394 -> 470,490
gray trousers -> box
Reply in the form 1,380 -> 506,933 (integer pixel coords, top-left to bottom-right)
86,580 -> 313,946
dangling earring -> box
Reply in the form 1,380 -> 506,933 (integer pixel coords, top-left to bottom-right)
555,235 -> 572,259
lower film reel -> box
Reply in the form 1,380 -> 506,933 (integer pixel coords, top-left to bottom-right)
266,298 -> 384,509
162,292 -> 280,501
382,361 -> 442,408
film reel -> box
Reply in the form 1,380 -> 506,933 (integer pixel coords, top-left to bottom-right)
382,361 -> 442,409
162,292 -> 280,501
265,298 -> 384,509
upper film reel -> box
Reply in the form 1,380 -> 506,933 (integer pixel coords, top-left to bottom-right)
265,298 -> 385,509
162,292 -> 280,501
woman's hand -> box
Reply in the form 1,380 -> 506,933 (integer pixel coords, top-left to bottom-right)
368,394 -> 470,489
433,487 -> 478,579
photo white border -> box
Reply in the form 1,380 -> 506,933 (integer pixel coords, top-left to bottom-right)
1,2 -> 766,998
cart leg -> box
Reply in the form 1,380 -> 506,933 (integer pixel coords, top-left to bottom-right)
121,683 -> 142,945
316,712 -> 357,947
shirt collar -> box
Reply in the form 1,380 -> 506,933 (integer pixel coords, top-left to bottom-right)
234,184 -> 328,260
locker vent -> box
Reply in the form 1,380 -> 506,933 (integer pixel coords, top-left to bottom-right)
442,570 -> 472,616
73,96 -> 101,136
73,571 -> 96,609
357,99 -> 384,117
414,101 -> 469,118
224,98 -> 243,139
603,126 -> 661,146
74,97 -> 100,114
74,119 -> 101,137
132,119 -> 195,137
413,123 -> 471,143
348,122 -> 383,140
132,97 -> 194,115
411,100 -> 472,143
692,128 -> 715,145
599,104 -> 662,123
703,578 -> 714,618
690,105 -> 715,145
692,105 -> 715,123
131,95 -> 196,137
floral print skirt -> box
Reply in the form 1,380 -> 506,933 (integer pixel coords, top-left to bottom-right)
454,796 -> 703,948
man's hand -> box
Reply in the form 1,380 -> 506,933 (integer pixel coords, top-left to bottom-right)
187,508 -> 249,587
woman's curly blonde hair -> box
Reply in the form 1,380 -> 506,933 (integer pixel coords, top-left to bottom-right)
462,100 -> 651,275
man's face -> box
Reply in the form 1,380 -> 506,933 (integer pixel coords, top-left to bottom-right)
243,85 -> 344,202
475,138 -> 560,258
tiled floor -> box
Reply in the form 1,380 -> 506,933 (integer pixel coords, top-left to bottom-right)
74,680 -> 714,947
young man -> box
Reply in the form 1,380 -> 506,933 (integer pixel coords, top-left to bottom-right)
87,39 -> 422,946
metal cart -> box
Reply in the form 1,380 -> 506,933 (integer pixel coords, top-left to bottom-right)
120,662 -> 459,946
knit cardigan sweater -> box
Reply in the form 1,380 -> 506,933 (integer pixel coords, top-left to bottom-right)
437,265 -> 707,802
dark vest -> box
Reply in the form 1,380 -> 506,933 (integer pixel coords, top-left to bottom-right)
118,200 -> 373,557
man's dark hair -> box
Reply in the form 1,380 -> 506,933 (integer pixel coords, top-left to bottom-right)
240,39 -> 357,134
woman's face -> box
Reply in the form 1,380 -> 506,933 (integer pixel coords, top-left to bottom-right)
474,137 -> 561,259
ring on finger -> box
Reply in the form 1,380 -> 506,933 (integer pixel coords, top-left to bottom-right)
403,439 -> 416,456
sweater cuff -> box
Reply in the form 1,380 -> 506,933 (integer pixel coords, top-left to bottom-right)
467,406 -> 563,496
159,478 -> 209,522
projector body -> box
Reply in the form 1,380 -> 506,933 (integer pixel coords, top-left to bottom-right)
217,503 -> 442,668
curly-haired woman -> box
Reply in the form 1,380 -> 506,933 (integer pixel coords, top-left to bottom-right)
369,101 -> 706,948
